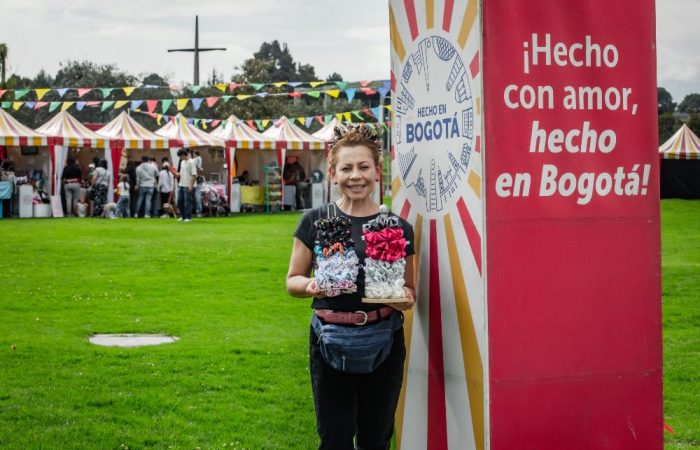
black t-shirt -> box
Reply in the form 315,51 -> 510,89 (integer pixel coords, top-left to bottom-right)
294,205 -> 415,312
62,165 -> 82,180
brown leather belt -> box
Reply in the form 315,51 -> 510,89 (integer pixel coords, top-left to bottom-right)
314,306 -> 395,326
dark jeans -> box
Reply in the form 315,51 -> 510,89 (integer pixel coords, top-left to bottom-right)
309,325 -> 406,450
177,186 -> 192,219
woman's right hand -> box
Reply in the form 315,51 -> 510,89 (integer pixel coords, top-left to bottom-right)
305,278 -> 326,299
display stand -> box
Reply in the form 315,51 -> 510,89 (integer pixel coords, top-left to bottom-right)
263,165 -> 281,212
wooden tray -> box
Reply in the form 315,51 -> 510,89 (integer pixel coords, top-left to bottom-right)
362,297 -> 410,304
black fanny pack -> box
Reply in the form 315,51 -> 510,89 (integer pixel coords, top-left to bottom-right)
311,312 -> 403,374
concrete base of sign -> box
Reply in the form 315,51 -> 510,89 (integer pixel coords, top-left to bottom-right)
88,334 -> 179,348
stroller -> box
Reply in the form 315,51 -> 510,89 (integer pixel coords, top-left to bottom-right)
201,183 -> 230,217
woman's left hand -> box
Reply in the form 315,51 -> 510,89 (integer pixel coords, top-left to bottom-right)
389,287 -> 416,311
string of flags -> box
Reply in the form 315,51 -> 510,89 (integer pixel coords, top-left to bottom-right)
0,85 -> 391,115
0,79 -> 390,102
130,105 -> 393,132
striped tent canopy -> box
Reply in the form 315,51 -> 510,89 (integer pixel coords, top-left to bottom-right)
96,111 -> 179,149
262,116 -> 326,150
311,117 -> 342,142
155,114 -> 224,148
0,108 -> 48,146
36,111 -> 110,148
659,124 -> 700,160
211,115 -> 276,150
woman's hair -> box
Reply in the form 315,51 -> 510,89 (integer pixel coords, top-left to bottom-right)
327,124 -> 382,169
98,159 -> 108,169
66,157 -> 76,166
120,174 -> 129,182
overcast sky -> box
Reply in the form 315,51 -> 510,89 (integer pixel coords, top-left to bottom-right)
1,0 -> 697,102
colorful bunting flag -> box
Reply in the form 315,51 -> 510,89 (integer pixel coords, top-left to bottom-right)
359,80 -> 371,87
130,100 -> 143,110
304,117 -> 313,128
192,98 -> 204,111
325,90 -> 340,98
246,120 -> 255,130
56,88 -> 70,98
345,88 -> 356,102
316,115 -> 323,125
14,89 -> 29,100
343,112 -> 351,122
229,82 -> 239,91
372,106 -> 383,121
307,91 -> 321,99
161,99 -> 173,113
122,87 -> 136,97
309,81 -> 325,88
335,81 -> 347,90
35,89 -> 50,101
49,102 -> 61,112
254,119 -> 263,130
221,95 -> 232,102
0,90 -> 6,99
324,114 -> 333,124
12,102 -> 22,111
115,100 -> 129,109
289,92 -> 302,98
296,117 -> 305,126
352,111 -> 364,120
261,119 -> 270,128
146,100 -> 158,113
86,101 -> 100,107
236,94 -> 252,100
189,85 -> 202,94
34,101 -> 48,110
251,83 -> 264,91
215,84 -> 227,93
77,88 -> 92,98
100,101 -> 114,112
288,82 -> 302,88
176,98 -> 189,110
206,97 -> 219,108
211,119 -> 221,128
99,88 -> 113,98
0,102 -> 9,109
273,82 -> 287,88
61,101 -> 75,112
256,92 -> 269,98
24,102 -> 35,109
76,102 -> 86,111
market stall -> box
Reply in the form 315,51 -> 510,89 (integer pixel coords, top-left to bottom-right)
210,115 -> 279,210
659,123 -> 700,198
36,111 -> 114,203
262,116 -> 327,209
0,108 -> 51,217
155,114 -> 228,210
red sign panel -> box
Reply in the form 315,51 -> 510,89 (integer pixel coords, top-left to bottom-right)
483,0 -> 662,448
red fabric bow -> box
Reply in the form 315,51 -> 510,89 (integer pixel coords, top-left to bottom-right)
364,228 -> 406,262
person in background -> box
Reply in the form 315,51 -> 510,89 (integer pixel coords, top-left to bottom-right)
134,156 -> 159,218
85,162 -> 96,217
91,159 -> 111,217
283,155 -> 308,210
158,159 -> 175,218
237,170 -> 251,186
61,157 -> 82,217
150,157 -> 160,217
175,149 -> 197,222
192,150 -> 204,217
116,174 -> 131,218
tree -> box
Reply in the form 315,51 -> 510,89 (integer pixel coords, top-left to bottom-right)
687,114 -> 700,137
326,72 -> 344,82
678,93 -> 700,114
250,40 -> 318,82
0,43 -> 8,87
141,73 -> 168,87
54,60 -> 136,89
658,112 -> 680,144
657,87 -> 675,114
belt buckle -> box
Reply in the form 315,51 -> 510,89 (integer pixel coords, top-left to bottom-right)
354,310 -> 368,326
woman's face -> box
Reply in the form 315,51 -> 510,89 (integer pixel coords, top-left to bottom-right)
330,145 -> 379,201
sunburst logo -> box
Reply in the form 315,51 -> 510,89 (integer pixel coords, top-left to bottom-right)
389,1 -> 485,449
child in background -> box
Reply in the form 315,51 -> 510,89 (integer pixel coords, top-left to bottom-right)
116,175 -> 131,218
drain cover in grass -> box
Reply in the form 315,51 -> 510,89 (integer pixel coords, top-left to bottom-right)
89,334 -> 179,348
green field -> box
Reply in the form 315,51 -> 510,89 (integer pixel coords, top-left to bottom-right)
0,200 -> 698,449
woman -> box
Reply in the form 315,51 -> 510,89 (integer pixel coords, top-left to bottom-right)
91,159 -> 111,217
61,157 -> 82,217
158,160 -> 174,217
286,124 -> 416,450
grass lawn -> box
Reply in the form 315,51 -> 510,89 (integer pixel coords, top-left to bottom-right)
662,200 -> 700,450
0,200 -> 698,449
